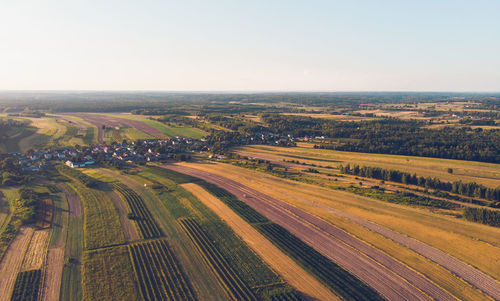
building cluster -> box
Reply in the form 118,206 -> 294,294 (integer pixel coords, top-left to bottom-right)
11,132 -> 296,171
13,137 -> 202,170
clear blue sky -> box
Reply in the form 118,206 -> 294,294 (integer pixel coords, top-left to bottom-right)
1,0 -> 499,91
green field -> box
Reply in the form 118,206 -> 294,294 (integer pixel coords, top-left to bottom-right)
82,245 -> 141,301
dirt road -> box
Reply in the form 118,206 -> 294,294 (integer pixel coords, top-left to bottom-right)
165,164 -> 456,301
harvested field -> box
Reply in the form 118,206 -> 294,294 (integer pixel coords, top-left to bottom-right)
165,164 -> 455,301
21,229 -> 49,271
40,248 -> 64,301
0,226 -> 35,301
64,113 -> 165,143
237,145 -> 500,188
170,162 -> 500,300
182,183 -> 339,301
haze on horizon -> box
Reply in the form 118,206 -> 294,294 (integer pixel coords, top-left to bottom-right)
1,0 -> 499,92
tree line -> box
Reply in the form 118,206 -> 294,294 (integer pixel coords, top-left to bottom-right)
339,164 -> 500,203
463,208 -> 500,227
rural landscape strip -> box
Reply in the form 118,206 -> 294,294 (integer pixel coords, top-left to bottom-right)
182,182 -> 340,301
62,113 -> 164,143
272,187 -> 500,300
163,164 -> 455,300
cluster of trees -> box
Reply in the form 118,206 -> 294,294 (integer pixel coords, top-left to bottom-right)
463,208 -> 500,227
263,115 -> 500,163
339,164 -> 500,203
0,119 -> 27,143
16,187 -> 43,224
0,156 -> 32,186
260,116 -> 500,163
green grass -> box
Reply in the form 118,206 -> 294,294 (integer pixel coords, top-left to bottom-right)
124,127 -> 154,141
82,245 -> 142,301
57,167 -> 125,249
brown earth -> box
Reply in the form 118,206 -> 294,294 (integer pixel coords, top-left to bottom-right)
58,184 -> 82,217
0,226 -> 35,301
165,164 -> 456,301
182,183 -> 340,301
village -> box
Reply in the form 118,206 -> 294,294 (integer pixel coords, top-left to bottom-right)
10,132 -> 296,172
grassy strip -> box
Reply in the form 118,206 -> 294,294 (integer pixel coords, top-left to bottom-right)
56,166 -> 125,249
179,217 -> 258,301
82,245 -> 141,301
339,186 -> 457,209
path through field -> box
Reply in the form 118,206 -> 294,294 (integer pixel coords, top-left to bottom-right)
182,182 -> 340,301
165,164 -> 456,301
0,226 -> 35,301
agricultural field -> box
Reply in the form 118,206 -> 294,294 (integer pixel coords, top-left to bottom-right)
129,239 -> 197,301
166,161 -> 500,300
111,182 -> 163,239
182,182 -> 338,301
10,269 -> 41,301
82,245 -> 141,301
237,144 -> 500,188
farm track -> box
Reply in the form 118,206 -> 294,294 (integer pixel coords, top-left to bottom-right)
164,164 -> 455,301
63,113 -> 163,143
106,188 -> 140,241
0,226 -> 35,301
58,184 -> 82,217
181,183 -> 339,301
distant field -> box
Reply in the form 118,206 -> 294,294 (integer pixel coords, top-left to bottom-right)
237,144 -> 500,188
104,113 -> 207,139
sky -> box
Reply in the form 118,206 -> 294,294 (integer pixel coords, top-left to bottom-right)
1,0 -> 499,92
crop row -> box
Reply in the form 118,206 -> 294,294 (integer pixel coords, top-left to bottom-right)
129,239 -> 197,301
197,181 -> 269,224
179,218 -> 258,301
111,182 -> 163,238
10,269 -> 41,301
257,223 -> 383,301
